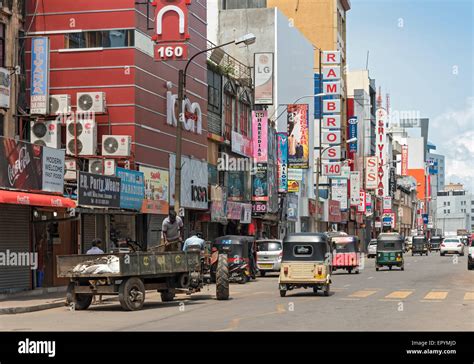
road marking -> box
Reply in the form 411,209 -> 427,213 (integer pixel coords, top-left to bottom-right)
276,304 -> 286,313
424,291 -> 448,300
385,290 -> 413,299
367,277 -> 374,280
344,284 -> 351,287
349,290 -> 377,298
339,298 -> 360,301
464,292 -> 474,300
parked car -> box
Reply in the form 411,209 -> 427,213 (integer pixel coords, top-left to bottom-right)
256,239 -> 283,276
468,239 -> 474,270
405,236 -> 413,251
440,237 -> 465,256
367,239 -> 377,258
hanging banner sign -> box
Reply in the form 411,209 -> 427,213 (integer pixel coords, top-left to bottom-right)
383,196 -> 392,212
357,190 -> 366,213
348,116 -> 358,152
331,179 -> 348,210
287,104 -> 309,169
350,171 -> 361,206
254,52 -> 274,105
252,110 -> 268,163
401,145 -> 408,176
30,37 -> 50,115
277,133 -> 288,193
376,108 -> 388,197
252,164 -> 268,201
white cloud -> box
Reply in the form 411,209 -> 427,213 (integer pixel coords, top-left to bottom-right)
431,97 -> 474,192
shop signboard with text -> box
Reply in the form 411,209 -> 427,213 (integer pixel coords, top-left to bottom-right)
287,104 -> 309,169
252,111 -> 268,163
117,168 -> 145,211
140,166 -> 169,214
78,172 -> 121,208
277,133 -> 288,193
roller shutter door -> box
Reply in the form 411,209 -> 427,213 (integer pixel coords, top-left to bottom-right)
0,204 -> 31,292
82,214 -> 96,254
147,214 -> 165,250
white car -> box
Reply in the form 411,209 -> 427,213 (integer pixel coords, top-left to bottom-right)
440,237 -> 464,256
256,240 -> 283,276
367,239 -> 377,258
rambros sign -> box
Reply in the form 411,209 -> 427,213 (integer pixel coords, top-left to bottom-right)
152,0 -> 191,61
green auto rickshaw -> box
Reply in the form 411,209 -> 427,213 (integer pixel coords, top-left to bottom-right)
375,233 -> 404,271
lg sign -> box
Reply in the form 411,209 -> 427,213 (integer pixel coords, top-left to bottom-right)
152,0 -> 191,61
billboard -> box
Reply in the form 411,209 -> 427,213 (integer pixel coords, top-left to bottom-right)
287,104 -> 309,169
254,52 -> 274,105
30,37 -> 50,115
277,133 -> 288,193
252,110 -> 268,163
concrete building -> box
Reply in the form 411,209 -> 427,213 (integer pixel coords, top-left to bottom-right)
436,184 -> 471,235
0,1 -> 26,138
218,7 -> 315,233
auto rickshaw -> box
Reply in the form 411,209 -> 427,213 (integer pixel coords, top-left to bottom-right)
279,233 -> 332,297
412,235 -> 428,256
331,235 -> 360,274
212,236 -> 257,284
375,233 -> 404,271
429,236 -> 442,251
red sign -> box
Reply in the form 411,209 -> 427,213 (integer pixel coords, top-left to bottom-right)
152,0 -> 191,61
328,200 -> 342,223
401,145 -> 408,176
0,190 -> 76,208
357,190 -> 366,213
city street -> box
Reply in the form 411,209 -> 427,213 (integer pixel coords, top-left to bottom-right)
1,253 -> 472,332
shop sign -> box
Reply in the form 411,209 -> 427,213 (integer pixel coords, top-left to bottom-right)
365,156 -> 378,190
287,104 -> 309,169
241,203 -> 252,224
231,131 -> 252,157
42,147 -> 65,193
331,179 -> 348,210
252,110 -> 268,163
401,145 -> 408,176
227,201 -> 242,220
350,171 -> 360,206
210,185 -> 227,223
78,172 -> 121,208
252,201 -> 267,214
383,196 -> 392,213
30,37 -> 50,115
252,164 -> 268,201
277,133 -> 288,193
328,200 -> 342,223
288,180 -> 300,193
116,168 -> 145,211
0,67 -> 11,108
139,166 -> 169,214
170,155 -> 208,210
357,190 -> 366,213
348,116 -> 358,152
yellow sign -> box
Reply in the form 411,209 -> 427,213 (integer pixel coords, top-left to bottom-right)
288,180 -> 300,193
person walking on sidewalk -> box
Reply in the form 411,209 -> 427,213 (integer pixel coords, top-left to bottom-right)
162,210 -> 184,251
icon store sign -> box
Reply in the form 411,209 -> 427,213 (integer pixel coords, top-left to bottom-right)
152,0 -> 191,61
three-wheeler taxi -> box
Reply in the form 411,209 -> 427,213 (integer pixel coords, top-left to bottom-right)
412,235 -> 429,256
278,233 -> 332,297
429,236 -> 442,251
375,233 -> 405,271
331,235 -> 360,274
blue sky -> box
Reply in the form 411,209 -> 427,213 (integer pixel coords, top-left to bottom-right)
347,0 -> 474,191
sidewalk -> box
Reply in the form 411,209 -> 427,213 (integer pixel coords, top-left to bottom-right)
0,287 -> 67,315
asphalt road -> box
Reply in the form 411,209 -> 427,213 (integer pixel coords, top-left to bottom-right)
1,251 -> 473,331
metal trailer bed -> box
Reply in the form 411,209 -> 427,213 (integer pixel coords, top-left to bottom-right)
57,251 -> 229,311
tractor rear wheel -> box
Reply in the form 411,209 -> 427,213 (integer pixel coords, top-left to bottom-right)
216,254 -> 229,300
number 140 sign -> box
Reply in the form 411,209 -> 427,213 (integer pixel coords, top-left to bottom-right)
322,162 -> 341,177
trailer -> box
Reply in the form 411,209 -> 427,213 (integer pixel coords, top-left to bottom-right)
57,251 -> 229,311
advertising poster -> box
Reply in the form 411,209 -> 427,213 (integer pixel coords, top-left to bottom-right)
252,164 -> 268,201
210,185 -> 227,223
287,104 -> 309,169
252,110 -> 268,163
227,171 -> 245,201
348,116 -> 358,152
227,201 -> 242,220
139,166 -> 169,214
254,52 -> 274,105
331,179 -> 348,210
328,200 -> 342,223
116,167 -> 145,211
0,67 -> 11,109
78,172 -> 121,208
277,133 -> 288,193
288,180 -> 300,193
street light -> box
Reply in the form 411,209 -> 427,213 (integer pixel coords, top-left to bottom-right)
174,34 -> 256,215
270,93 -> 327,122
314,137 -> 358,231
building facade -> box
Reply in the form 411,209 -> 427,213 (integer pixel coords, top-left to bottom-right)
436,184 -> 471,235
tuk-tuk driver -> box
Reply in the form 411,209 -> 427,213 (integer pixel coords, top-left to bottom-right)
162,210 -> 184,251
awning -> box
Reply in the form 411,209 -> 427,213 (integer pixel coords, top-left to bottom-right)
0,190 -> 76,208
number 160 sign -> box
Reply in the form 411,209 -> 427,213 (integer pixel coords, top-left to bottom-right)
154,43 -> 188,61
322,162 -> 341,177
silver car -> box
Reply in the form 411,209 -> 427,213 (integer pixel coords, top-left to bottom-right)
256,239 -> 283,276
367,239 -> 377,258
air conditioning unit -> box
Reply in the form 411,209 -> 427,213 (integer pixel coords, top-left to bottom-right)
88,159 -> 116,176
102,135 -> 132,157
30,120 -> 61,149
77,92 -> 107,113
64,159 -> 78,181
66,119 -> 97,156
49,94 -> 71,115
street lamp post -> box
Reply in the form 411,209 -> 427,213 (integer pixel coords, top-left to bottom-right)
174,33 -> 256,215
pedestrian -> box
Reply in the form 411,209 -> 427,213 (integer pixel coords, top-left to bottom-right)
86,239 -> 104,255
162,209 -> 184,251
86,238 -> 104,304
